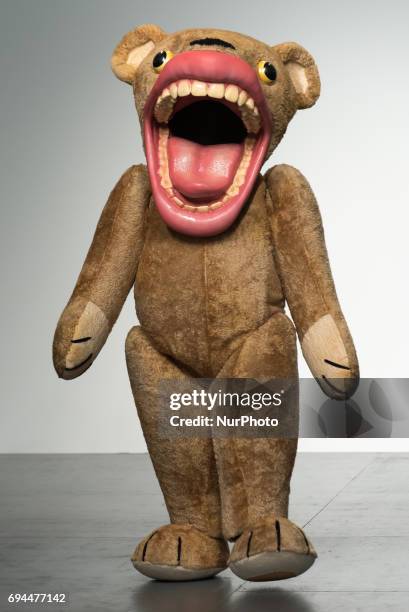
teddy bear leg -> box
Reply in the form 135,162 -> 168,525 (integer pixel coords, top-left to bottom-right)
125,326 -> 228,581
213,312 -> 317,580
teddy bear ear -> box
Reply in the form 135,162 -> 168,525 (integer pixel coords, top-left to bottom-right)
111,24 -> 166,84
273,42 -> 321,109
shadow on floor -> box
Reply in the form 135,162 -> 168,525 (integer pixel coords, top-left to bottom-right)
132,579 -> 314,612
223,589 -> 315,612
131,578 -> 231,612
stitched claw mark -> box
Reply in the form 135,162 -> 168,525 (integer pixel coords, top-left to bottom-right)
64,353 -> 93,371
246,531 -> 253,558
71,337 -> 92,344
142,531 -> 158,562
275,520 -> 281,552
324,358 -> 350,371
177,537 -> 182,564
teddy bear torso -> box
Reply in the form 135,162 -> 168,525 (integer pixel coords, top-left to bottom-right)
134,176 -> 285,376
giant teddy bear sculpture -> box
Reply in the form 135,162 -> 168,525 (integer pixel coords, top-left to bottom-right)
53,25 -> 359,582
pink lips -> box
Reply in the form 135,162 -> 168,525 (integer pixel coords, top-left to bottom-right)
143,50 -> 271,237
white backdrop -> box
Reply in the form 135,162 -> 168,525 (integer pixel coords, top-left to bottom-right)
1,0 -> 408,452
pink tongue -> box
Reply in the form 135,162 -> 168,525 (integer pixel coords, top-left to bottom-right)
167,136 -> 243,201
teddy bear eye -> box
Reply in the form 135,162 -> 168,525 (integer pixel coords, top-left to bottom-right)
257,61 -> 277,84
152,50 -> 174,73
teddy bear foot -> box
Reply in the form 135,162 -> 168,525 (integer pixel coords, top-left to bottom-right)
131,524 -> 229,581
229,516 -> 317,581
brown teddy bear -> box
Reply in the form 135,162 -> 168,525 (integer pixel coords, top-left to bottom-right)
53,24 -> 359,582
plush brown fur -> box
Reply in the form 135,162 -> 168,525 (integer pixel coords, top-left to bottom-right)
53,25 -> 359,580
53,165 -> 150,379
125,325 -> 223,538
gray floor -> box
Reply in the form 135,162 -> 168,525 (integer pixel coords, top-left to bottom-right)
1,453 -> 408,611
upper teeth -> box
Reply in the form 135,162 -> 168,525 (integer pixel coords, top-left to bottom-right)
154,80 -> 261,134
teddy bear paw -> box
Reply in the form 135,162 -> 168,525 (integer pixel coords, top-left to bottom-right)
131,524 -> 229,581
229,516 -> 317,581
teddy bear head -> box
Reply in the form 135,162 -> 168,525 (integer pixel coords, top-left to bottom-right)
112,25 -> 320,237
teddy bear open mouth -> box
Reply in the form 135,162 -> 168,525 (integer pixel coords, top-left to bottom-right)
142,50 -> 272,236
152,82 -> 262,211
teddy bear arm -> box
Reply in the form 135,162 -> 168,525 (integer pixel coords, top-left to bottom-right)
52,164 -> 151,380
265,164 -> 359,399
